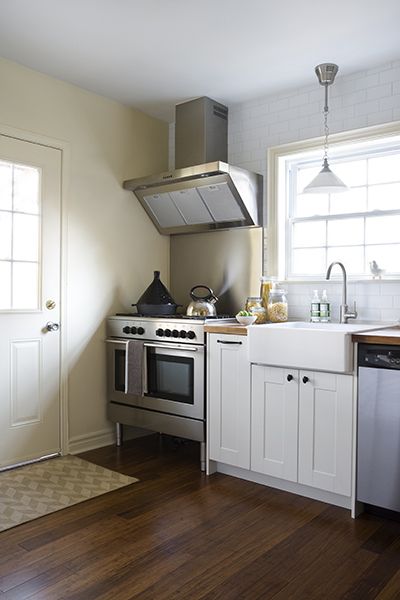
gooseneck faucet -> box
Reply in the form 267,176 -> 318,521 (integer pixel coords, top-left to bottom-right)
326,262 -> 358,324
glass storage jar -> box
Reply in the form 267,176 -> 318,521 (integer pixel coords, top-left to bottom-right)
267,283 -> 288,322
260,276 -> 273,310
245,296 -> 268,324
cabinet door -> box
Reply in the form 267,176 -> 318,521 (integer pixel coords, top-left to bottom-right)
251,365 -> 298,481
298,370 -> 353,496
208,335 -> 250,469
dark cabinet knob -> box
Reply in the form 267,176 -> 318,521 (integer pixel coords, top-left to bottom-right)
137,327 -> 145,335
287,374 -> 293,382
156,328 -> 164,337
180,330 -> 187,338
172,329 -> 179,338
131,326 -> 137,334
302,376 -> 309,384
187,331 -> 196,340
165,329 -> 172,337
122,326 -> 130,334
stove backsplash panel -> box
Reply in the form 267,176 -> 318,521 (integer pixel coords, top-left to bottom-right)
170,228 -> 263,316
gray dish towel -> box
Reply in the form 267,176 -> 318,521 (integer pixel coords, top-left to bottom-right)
126,340 -> 145,396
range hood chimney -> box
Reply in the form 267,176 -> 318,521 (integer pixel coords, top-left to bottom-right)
123,97 -> 263,235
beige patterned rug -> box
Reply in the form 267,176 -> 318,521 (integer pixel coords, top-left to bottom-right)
0,455 -> 138,532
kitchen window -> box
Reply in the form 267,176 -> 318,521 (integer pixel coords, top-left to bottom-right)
267,123 -> 400,280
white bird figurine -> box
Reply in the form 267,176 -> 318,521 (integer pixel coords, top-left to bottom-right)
369,260 -> 385,279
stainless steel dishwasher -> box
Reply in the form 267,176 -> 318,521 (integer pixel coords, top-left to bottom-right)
357,343 -> 400,512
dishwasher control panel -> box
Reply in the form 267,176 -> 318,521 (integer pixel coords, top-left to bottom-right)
358,343 -> 400,369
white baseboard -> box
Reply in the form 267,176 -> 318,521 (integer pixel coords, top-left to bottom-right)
68,428 -> 115,454
68,425 -> 152,455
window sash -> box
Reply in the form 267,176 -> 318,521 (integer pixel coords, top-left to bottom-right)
285,143 -> 400,280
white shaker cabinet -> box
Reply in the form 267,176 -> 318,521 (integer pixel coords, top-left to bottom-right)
251,365 -> 298,481
208,334 -> 251,469
298,370 -> 353,497
251,366 -> 353,497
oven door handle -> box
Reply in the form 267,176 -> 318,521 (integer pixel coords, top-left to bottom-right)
105,339 -> 129,346
144,343 -> 198,352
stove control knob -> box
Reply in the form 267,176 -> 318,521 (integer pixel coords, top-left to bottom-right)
172,329 -> 179,338
123,326 -> 131,334
165,329 -> 172,337
131,326 -> 137,335
137,327 -> 145,335
180,330 -> 187,339
187,330 -> 196,340
156,328 -> 164,337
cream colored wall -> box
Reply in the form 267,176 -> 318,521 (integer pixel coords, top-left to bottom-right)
0,58 -> 169,448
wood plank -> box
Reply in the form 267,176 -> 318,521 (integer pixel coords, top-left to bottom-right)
0,434 -> 399,599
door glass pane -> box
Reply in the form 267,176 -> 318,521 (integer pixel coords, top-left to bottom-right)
0,161 -> 41,311
0,212 -> 12,259
0,261 -> 11,309
12,262 -> 39,309
13,165 -> 40,214
13,213 -> 40,261
0,162 -> 12,209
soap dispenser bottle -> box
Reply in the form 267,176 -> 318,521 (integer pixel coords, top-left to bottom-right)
310,290 -> 321,322
319,289 -> 331,322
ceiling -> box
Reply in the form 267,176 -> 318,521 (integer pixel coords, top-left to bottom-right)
0,0 -> 399,122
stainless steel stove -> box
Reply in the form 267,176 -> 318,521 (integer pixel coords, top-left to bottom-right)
106,314 -> 234,470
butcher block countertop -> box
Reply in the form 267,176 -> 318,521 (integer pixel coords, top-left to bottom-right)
204,323 -> 249,336
352,326 -> 400,345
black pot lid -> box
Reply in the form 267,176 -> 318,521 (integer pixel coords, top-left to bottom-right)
137,271 -> 176,306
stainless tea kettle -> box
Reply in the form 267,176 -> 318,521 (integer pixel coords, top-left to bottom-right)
186,285 -> 218,317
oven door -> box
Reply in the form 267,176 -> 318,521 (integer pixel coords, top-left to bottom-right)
106,339 -> 204,420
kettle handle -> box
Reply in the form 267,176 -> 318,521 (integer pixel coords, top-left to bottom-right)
190,285 -> 218,302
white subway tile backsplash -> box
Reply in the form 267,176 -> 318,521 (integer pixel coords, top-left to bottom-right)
367,83 -> 392,100
380,309 -> 400,322
172,60 -> 400,323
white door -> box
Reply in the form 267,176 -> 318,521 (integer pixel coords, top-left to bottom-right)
251,365 -> 298,481
0,134 -> 62,468
208,335 -> 251,469
298,370 -> 353,496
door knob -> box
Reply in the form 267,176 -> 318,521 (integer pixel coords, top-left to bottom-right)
46,321 -> 60,332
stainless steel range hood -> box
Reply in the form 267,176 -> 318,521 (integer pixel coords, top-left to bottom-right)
123,97 -> 263,235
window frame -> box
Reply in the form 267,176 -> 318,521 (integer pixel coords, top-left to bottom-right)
267,121 -> 400,281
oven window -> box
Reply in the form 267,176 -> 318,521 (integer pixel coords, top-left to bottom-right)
147,353 -> 194,404
114,349 -> 126,392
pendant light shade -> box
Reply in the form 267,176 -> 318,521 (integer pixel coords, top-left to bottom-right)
303,63 -> 349,194
303,158 -> 348,194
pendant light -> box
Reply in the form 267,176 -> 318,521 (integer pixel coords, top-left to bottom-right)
303,63 -> 348,194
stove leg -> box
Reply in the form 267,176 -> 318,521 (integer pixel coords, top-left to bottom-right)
116,422 -> 123,447
200,441 -> 206,472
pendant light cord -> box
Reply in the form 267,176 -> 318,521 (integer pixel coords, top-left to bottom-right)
323,83 -> 329,164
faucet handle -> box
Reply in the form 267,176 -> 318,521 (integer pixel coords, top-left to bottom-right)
353,300 -> 358,318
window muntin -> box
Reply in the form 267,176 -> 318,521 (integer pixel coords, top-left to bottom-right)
285,138 -> 400,279
0,161 -> 41,310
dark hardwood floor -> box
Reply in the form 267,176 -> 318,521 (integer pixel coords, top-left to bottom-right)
1,434 -> 400,599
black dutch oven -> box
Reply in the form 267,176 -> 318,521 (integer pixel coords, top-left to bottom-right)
132,271 -> 181,315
